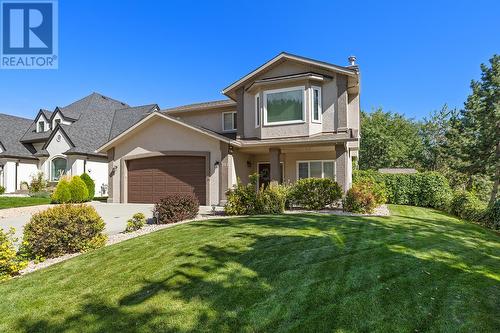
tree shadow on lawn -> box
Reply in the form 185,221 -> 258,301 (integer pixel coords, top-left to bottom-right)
16,213 -> 500,332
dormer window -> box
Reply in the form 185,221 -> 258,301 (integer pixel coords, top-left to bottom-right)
263,86 -> 305,125
222,111 -> 237,132
38,121 -> 45,132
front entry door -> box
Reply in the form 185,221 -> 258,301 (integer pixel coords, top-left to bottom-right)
258,163 -> 271,189
258,163 -> 283,188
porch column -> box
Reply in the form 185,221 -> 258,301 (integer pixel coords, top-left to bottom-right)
107,148 -> 115,203
335,144 -> 348,193
219,142 -> 230,204
269,147 -> 281,183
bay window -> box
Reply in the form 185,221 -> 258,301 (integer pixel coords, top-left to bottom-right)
255,94 -> 260,127
264,86 -> 305,125
311,86 -> 322,123
297,160 -> 335,180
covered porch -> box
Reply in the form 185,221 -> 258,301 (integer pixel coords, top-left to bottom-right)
226,140 -> 355,195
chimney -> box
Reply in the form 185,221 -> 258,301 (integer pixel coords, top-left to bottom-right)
348,55 -> 357,66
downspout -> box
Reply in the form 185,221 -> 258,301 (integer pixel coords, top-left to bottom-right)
84,159 -> 87,174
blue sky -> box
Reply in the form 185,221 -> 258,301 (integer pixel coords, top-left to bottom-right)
0,0 -> 498,120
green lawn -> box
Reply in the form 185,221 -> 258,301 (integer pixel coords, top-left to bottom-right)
0,205 -> 498,332
0,196 -> 51,210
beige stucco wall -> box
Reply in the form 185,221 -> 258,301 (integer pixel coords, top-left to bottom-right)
175,108 -> 236,134
108,117 -> 222,205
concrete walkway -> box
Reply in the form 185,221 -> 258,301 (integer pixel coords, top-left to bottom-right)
0,202 -> 217,240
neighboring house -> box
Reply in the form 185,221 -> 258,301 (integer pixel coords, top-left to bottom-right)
98,52 -> 361,205
0,93 -> 158,194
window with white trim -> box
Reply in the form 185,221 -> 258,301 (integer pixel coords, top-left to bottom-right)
297,160 -> 335,180
38,121 -> 45,132
222,111 -> 237,132
255,94 -> 260,127
311,86 -> 322,123
264,86 -> 305,125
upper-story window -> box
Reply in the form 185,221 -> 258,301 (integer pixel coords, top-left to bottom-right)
311,86 -> 322,123
222,111 -> 237,132
263,86 -> 305,125
255,94 -> 260,128
38,121 -> 45,132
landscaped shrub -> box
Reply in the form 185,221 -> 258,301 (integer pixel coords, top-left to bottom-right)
354,170 -> 452,209
68,176 -> 89,203
80,173 -> 95,201
125,213 -> 146,232
449,191 -> 487,223
29,191 -> 51,198
0,228 -> 27,281
289,178 -> 342,210
225,174 -> 288,215
52,178 -> 72,203
485,199 -> 500,230
23,204 -> 107,258
343,182 -> 377,214
0,186 -> 5,195
255,184 -> 287,214
154,193 -> 199,224
28,172 -> 47,193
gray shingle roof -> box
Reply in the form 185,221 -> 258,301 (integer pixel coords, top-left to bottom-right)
59,92 -> 129,120
20,109 -> 54,142
0,113 -> 37,159
58,94 -> 131,155
108,104 -> 158,141
163,99 -> 236,113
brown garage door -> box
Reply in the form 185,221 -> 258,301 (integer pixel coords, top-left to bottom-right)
127,156 -> 206,204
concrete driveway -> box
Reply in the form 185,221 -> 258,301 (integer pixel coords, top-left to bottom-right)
0,202 -> 213,240
1,202 -> 217,240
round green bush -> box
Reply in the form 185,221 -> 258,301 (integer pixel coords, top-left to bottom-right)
125,213 -> 146,232
80,173 -> 95,201
51,178 -> 72,203
69,176 -> 89,203
23,204 -> 107,258
289,178 -> 342,210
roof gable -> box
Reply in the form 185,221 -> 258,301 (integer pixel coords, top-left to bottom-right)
222,52 -> 358,99
97,112 -> 239,153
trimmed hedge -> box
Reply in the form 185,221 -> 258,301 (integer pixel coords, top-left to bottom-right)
23,204 -> 107,258
449,191 -> 487,223
80,173 -> 95,201
154,193 -> 199,224
289,178 -> 342,210
354,170 -> 452,209
0,186 -> 5,195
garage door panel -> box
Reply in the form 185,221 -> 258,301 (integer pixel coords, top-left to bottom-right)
127,156 -> 206,204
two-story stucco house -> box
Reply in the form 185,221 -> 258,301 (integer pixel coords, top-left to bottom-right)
98,52 -> 360,205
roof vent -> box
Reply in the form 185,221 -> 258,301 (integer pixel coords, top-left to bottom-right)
348,55 -> 357,66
